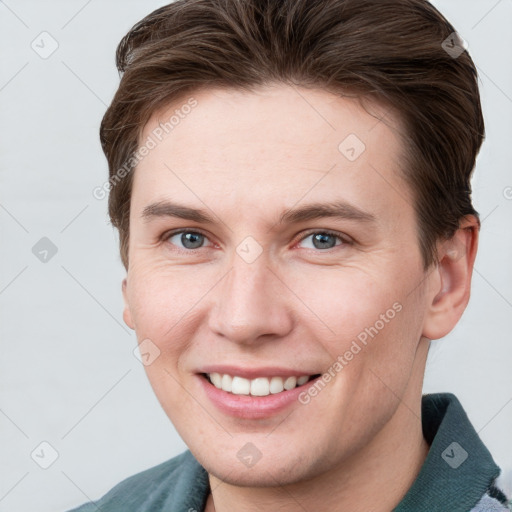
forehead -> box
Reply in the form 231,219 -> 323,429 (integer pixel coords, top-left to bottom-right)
132,85 -> 413,228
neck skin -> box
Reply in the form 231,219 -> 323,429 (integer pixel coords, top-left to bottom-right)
204,338 -> 431,512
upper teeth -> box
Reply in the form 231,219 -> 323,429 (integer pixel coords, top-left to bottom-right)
208,373 -> 311,396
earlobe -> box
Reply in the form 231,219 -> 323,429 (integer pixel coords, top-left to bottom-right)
122,277 -> 135,330
422,217 -> 479,340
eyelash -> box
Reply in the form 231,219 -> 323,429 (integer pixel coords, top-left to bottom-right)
160,228 -> 352,253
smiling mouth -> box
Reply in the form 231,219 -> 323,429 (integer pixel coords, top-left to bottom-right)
202,372 -> 321,397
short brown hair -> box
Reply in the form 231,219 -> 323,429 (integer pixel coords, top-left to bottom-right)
100,0 -> 483,271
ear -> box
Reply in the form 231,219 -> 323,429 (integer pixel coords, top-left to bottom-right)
122,277 -> 135,330
421,215 -> 479,340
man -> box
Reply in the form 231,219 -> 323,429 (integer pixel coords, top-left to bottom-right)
70,0 -> 510,510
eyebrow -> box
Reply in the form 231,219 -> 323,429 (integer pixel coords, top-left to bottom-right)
141,200 -> 376,226
278,200 -> 376,225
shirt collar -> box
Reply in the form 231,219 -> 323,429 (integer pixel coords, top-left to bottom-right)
394,392 -> 501,511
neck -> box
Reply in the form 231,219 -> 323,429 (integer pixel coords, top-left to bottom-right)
206,338 -> 431,512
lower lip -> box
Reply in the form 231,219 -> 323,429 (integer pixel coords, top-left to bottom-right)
197,374 -> 320,419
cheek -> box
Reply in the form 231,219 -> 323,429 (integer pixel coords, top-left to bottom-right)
127,269 -> 198,414
289,266 -> 403,342
126,262 -> 220,367
339,282 -> 426,402
128,261 -> 199,329
291,263 -> 424,382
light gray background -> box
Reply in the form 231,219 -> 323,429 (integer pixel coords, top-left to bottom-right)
0,1 -> 511,511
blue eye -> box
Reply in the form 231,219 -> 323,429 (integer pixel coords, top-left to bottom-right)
166,230 -> 212,250
297,231 -> 347,250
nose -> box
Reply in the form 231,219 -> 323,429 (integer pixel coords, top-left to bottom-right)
207,255 -> 294,346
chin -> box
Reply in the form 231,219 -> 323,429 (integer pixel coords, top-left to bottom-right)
196,446 -> 321,488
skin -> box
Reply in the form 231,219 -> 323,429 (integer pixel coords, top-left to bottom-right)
121,84 -> 479,512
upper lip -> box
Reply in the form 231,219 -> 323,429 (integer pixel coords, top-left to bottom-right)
197,365 -> 320,379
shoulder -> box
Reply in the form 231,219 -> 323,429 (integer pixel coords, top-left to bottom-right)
66,449 -> 209,512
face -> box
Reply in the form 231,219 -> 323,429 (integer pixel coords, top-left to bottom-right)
122,85 -> 436,486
